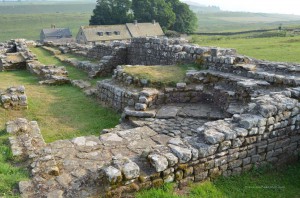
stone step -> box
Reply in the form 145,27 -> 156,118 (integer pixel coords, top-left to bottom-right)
190,70 -> 271,91
208,62 -> 300,86
124,107 -> 157,118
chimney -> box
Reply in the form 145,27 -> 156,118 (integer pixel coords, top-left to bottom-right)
152,20 -> 156,24
133,20 -> 138,25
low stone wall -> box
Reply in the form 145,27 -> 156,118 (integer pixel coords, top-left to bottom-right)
0,86 -> 28,110
97,77 -> 237,116
97,80 -> 141,111
127,37 -> 237,66
9,89 -> 300,197
88,46 -> 128,78
26,61 -> 70,85
86,42 -> 128,60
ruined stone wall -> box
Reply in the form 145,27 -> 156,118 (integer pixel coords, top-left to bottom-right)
86,42 -> 128,60
104,90 -> 300,197
13,90 -> 299,198
127,37 -> 237,66
0,86 -> 28,110
96,78 -> 235,115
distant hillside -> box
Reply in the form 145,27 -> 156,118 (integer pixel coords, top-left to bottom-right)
196,12 -> 300,32
182,0 -> 221,13
0,2 -> 95,14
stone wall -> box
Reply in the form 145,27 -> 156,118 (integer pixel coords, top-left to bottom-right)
86,42 -> 128,60
10,89 -> 300,198
0,86 -> 28,110
127,37 -> 237,66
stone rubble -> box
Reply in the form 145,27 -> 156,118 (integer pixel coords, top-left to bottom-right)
0,86 -> 28,110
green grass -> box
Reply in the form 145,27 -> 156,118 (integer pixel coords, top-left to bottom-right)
191,34 -> 300,63
137,161 -> 300,198
30,47 -> 89,80
0,44 -> 120,196
123,65 -> 195,88
0,130 -> 29,197
0,70 -> 120,142
196,12 -> 300,33
0,13 -> 90,42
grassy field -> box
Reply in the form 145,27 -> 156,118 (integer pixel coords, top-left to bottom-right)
191,34 -> 300,63
137,162 -> 300,198
1,2 -> 300,41
0,13 -> 91,42
123,65 -> 196,87
196,12 -> 300,32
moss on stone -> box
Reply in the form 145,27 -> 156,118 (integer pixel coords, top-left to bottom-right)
152,178 -> 164,188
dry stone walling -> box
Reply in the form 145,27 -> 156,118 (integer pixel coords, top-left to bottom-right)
3,37 -> 300,198
0,39 -> 70,85
0,86 -> 28,110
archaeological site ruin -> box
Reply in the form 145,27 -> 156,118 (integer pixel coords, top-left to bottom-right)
1,37 -> 300,198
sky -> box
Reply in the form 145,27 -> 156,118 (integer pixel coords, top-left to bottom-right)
187,0 -> 300,15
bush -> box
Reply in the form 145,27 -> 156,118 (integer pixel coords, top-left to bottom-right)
165,30 -> 181,38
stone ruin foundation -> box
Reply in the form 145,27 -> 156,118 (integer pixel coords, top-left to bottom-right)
0,39 -> 71,86
2,37 -> 300,197
0,86 -> 28,110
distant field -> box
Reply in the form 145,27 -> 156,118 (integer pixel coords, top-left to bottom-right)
0,2 -> 94,41
0,13 -> 90,41
1,2 -> 300,41
191,34 -> 300,63
0,2 -> 95,14
197,12 -> 300,32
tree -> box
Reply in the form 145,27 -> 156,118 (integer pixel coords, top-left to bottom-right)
90,0 -> 133,25
166,0 -> 198,33
132,0 -> 176,30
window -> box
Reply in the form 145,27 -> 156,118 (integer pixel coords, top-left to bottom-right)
106,31 -> 112,36
97,32 -> 103,36
114,31 -> 121,35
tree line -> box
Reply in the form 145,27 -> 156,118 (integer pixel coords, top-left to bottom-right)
89,0 -> 198,34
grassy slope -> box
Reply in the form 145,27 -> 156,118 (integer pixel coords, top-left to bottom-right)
191,35 -> 300,63
0,13 -> 90,42
137,162 -> 300,198
1,2 -> 300,41
123,65 -> 194,87
196,12 -> 300,32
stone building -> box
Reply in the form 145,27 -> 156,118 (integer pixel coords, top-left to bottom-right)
40,27 -> 73,44
76,21 -> 164,45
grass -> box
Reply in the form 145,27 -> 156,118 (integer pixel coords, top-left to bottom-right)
137,161 -> 300,198
0,13 -> 91,42
0,44 -> 120,196
196,12 -> 300,33
30,47 -> 89,80
191,34 -> 300,63
30,46 -> 106,85
123,65 -> 196,87
0,71 -> 120,142
0,130 -> 29,197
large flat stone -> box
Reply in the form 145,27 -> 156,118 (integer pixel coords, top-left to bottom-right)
117,126 -> 157,141
178,104 -> 225,120
156,106 -> 181,119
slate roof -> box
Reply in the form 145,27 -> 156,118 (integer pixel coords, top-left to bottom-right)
41,28 -> 72,38
126,23 -> 164,37
80,25 -> 131,42
79,22 -> 164,42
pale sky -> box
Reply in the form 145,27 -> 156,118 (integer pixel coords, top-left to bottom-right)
187,0 -> 300,15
